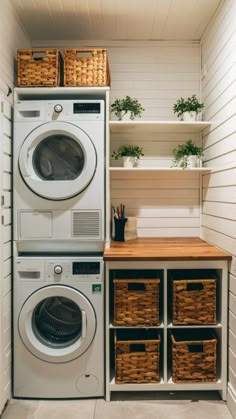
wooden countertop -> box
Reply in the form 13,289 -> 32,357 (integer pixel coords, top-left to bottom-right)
103,238 -> 231,261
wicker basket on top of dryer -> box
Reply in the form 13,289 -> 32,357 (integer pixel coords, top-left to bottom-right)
17,48 -> 111,87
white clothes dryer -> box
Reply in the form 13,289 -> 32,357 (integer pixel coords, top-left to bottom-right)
13,256 -> 104,399
13,100 -> 105,253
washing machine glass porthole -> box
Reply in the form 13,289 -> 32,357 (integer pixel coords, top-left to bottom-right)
32,296 -> 82,349
32,135 -> 85,181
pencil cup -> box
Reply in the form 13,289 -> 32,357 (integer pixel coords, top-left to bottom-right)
114,218 -> 128,241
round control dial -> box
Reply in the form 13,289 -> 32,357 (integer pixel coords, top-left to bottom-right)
54,265 -> 63,275
54,104 -> 63,113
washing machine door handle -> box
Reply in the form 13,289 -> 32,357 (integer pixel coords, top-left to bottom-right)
20,152 -> 32,177
82,310 -> 87,339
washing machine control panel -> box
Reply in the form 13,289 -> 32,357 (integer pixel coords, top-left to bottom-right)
46,261 -> 102,282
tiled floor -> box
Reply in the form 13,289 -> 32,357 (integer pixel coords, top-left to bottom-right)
2,395 -> 233,419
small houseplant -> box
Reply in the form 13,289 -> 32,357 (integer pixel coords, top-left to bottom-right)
112,145 -> 144,167
173,95 -> 204,121
172,139 -> 203,168
111,96 -> 145,120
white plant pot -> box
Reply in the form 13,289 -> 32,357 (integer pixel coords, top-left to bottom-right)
197,157 -> 202,168
122,112 -> 132,121
183,111 -> 197,121
186,155 -> 198,168
122,156 -> 136,167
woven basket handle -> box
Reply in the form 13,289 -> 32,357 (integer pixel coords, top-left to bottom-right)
127,282 -> 146,292
31,51 -> 47,61
188,343 -> 204,353
186,282 -> 204,291
129,343 -> 146,352
76,50 -> 94,58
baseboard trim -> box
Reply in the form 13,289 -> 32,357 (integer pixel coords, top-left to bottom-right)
228,383 -> 236,419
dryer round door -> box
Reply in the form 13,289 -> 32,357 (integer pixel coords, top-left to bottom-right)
19,122 -> 97,200
18,285 -> 96,363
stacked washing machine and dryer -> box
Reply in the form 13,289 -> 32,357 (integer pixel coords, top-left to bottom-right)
13,99 -> 105,398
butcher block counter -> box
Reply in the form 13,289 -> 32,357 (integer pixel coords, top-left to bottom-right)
103,237 -> 231,261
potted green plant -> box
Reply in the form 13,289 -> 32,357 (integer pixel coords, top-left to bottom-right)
111,96 -> 145,120
173,95 -> 204,121
172,139 -> 204,168
112,145 -> 144,167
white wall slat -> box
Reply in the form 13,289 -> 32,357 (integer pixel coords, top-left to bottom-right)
230,311 -> 236,339
230,330 -> 236,355
230,274 -> 236,295
137,227 -> 200,238
230,292 -> 236,317
202,214 -> 236,238
203,202 -> 236,221
112,189 -> 199,200
229,349 -> 236,375
202,186 -> 236,203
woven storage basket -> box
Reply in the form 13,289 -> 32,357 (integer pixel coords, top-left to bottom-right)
113,279 -> 160,326
171,330 -> 217,383
172,279 -> 217,325
17,49 -> 60,87
115,332 -> 160,383
63,49 -> 110,87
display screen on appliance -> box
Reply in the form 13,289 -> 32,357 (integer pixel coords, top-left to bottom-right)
73,103 -> 101,114
73,262 -> 100,275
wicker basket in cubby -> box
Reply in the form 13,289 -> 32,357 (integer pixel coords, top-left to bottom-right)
115,332 -> 161,383
171,330 -> 217,383
172,278 -> 217,325
17,49 -> 60,87
113,279 -> 160,326
63,48 -> 110,87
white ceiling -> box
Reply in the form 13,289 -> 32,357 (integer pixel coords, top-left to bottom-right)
10,0 -> 222,42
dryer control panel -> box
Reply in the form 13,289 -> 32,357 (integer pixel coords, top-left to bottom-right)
46,100 -> 104,121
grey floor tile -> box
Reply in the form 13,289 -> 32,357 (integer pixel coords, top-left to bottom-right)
95,399 -> 232,419
33,400 -> 96,419
1,399 -> 96,419
94,399 -> 127,419
1,400 -> 40,419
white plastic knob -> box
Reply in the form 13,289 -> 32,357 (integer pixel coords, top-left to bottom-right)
54,265 -> 63,275
54,104 -> 63,113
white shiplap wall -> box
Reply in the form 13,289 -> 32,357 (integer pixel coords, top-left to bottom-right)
108,44 -> 200,121
108,43 -> 201,237
201,0 -> 236,416
0,0 -> 30,413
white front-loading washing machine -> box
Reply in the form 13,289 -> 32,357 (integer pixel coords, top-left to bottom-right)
14,100 -> 105,253
13,256 -> 104,398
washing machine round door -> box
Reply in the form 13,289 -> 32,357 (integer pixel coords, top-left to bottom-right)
19,122 -> 97,200
18,285 -> 96,363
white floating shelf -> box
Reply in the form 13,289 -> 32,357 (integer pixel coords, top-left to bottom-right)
14,87 -> 110,101
110,120 -> 211,134
109,377 -> 222,391
109,167 -> 211,172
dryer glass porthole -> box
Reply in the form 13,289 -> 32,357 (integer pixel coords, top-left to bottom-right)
33,135 -> 84,181
32,296 -> 82,348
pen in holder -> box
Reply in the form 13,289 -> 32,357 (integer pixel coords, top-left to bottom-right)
114,217 -> 128,241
